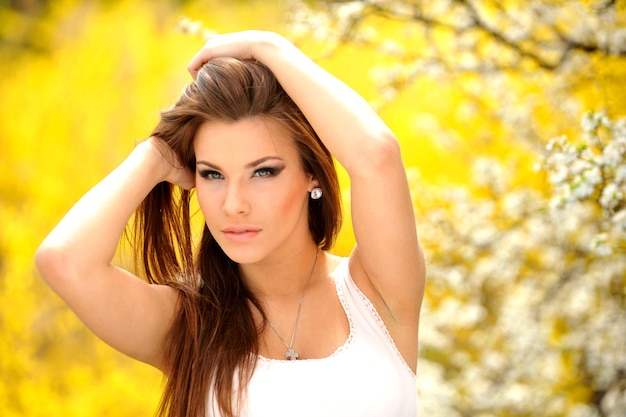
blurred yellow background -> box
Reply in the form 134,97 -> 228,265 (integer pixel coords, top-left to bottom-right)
1,0 -> 624,416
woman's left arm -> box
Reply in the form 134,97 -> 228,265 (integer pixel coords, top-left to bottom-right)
189,31 -> 425,325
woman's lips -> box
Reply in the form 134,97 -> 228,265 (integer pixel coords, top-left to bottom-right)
222,226 -> 262,242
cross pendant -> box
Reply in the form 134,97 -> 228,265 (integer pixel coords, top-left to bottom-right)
285,348 -> 299,360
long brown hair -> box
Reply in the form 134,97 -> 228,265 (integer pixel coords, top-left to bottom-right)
133,58 -> 341,417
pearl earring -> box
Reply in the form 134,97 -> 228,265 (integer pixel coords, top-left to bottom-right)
310,187 -> 323,200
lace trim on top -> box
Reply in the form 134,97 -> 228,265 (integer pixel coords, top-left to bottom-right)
258,259 -> 355,363
258,257 -> 416,380
343,263 -> 417,378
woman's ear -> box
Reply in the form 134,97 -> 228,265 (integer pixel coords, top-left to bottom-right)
307,175 -> 320,192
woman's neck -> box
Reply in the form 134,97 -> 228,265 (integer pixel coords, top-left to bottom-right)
239,242 -> 320,298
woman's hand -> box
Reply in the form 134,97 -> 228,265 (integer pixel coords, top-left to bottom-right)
187,30 -> 287,79
140,137 -> 195,190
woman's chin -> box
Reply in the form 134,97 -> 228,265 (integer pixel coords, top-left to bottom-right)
218,243 -> 269,266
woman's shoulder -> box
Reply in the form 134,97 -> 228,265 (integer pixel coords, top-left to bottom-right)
324,252 -> 348,274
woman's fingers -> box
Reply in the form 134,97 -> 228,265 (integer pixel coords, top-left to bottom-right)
145,137 -> 195,189
187,31 -> 261,78
187,47 -> 210,79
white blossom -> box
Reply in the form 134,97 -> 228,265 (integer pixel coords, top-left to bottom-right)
600,183 -> 622,211
335,1 -> 364,20
616,165 -> 626,183
405,112 -> 626,415
570,175 -> 596,200
612,210 -> 626,229
581,111 -> 609,133
591,232 -> 612,256
602,140 -> 626,168
379,39 -> 403,56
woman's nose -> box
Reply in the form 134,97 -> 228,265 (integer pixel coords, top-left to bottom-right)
222,182 -> 250,217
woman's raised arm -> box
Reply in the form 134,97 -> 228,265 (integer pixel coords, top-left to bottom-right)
189,31 -> 425,352
35,139 -> 193,369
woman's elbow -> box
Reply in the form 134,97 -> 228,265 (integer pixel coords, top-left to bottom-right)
35,242 -> 73,287
358,131 -> 403,172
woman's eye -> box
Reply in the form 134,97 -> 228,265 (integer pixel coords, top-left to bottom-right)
199,170 -> 223,180
253,167 -> 276,178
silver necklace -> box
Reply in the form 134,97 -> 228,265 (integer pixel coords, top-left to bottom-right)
267,249 -> 319,360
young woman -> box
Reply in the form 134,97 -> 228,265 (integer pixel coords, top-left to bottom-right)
36,30 -> 425,417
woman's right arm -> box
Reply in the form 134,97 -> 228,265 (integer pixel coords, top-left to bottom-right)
35,138 -> 193,370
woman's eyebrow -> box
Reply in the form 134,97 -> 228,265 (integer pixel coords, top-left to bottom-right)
196,156 -> 285,170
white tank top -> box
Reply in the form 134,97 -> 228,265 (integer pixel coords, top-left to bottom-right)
209,258 -> 417,417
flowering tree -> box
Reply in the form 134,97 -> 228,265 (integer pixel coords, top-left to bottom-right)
286,0 -> 626,144
410,113 -> 625,416
284,1 -> 626,415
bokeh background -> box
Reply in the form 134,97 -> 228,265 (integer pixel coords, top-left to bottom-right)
1,0 -> 625,416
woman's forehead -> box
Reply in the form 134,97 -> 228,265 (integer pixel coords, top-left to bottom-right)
194,117 -> 299,164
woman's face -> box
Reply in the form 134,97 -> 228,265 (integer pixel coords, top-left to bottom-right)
194,117 -> 317,264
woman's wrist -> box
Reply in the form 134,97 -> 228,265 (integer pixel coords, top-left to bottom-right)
250,31 -> 295,64
133,137 -> 195,189
129,138 -> 172,185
